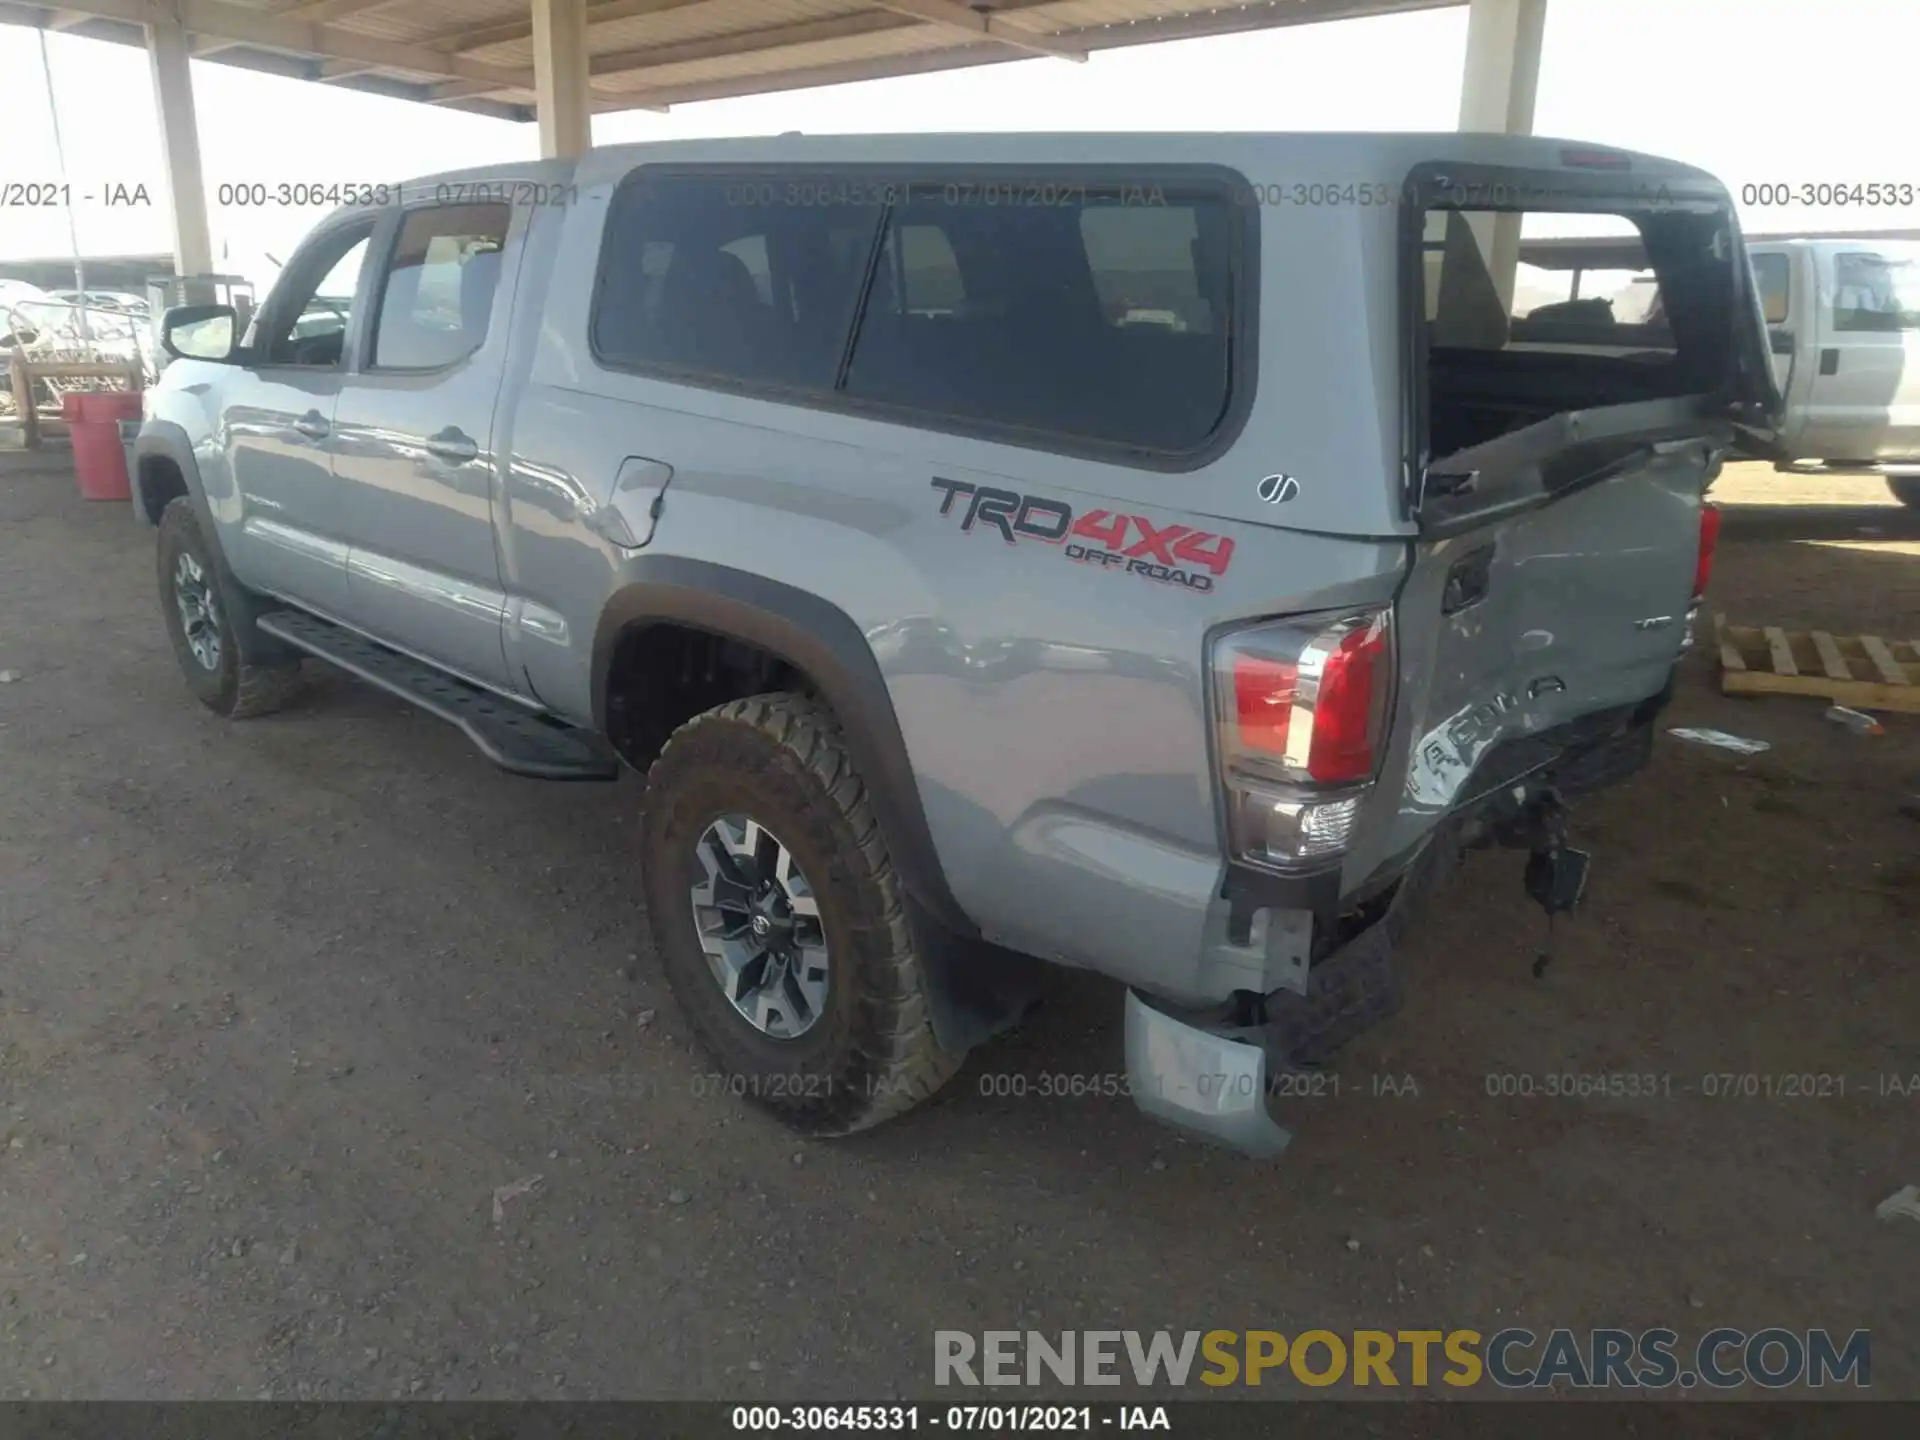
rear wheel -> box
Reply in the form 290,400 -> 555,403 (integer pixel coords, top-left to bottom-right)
640,692 -> 961,1136
1888,476 -> 1920,508
157,498 -> 302,718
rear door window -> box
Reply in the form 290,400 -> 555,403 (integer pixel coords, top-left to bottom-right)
371,203 -> 512,370
844,184 -> 1238,455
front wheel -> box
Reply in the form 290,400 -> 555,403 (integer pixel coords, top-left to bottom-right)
1888,476 -> 1920,509
156,498 -> 302,718
640,693 -> 961,1136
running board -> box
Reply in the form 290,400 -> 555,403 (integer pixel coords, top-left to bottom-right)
257,610 -> 620,782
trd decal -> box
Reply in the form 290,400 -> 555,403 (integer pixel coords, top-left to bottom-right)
930,478 -> 1233,594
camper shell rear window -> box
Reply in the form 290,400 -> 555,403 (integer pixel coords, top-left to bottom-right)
1406,166 -> 1751,471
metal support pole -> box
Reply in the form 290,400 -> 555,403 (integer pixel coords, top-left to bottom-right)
145,10 -> 217,305
36,30 -> 91,352
1457,0 -> 1548,311
532,0 -> 591,160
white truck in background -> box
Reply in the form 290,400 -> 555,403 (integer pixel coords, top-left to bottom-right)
1514,233 -> 1920,507
1748,238 -> 1920,504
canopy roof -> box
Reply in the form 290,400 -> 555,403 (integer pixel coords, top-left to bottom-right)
2,0 -> 1458,121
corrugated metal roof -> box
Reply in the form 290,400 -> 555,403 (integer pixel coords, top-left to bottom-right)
0,0 -> 1462,121
341,1 -> 529,47
552,0 -> 871,59
616,21 -> 966,90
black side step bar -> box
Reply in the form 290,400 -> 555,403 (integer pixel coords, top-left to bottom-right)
257,610 -> 620,782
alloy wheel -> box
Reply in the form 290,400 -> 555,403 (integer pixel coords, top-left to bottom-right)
689,813 -> 829,1039
173,550 -> 223,672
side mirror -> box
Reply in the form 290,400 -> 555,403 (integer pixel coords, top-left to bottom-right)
161,303 -> 239,362
1769,327 -> 1796,356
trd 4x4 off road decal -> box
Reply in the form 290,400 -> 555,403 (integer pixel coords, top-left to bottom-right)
929,478 -> 1234,594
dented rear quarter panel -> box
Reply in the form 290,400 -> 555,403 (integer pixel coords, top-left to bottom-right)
500,136 -> 1422,992
506,332 -> 1408,990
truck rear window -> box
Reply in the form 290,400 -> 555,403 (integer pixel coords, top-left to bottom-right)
591,167 -> 1249,465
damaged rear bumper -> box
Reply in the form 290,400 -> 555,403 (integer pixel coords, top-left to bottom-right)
1124,990 -> 1294,1159
1122,698 -> 1664,1157
1124,835 -> 1449,1158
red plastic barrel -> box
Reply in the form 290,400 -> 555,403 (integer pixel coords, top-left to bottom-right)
61,390 -> 142,502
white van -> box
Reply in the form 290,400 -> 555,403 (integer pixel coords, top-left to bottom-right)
1513,233 -> 1920,506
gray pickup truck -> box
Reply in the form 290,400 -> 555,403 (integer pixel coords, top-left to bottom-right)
134,133 -> 1777,1156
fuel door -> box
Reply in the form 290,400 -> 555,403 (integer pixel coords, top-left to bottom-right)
586,455 -> 675,549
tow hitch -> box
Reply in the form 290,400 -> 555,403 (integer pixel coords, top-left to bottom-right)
1512,789 -> 1590,977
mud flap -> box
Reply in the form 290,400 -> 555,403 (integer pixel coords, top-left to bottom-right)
1262,917 -> 1403,1071
1260,826 -> 1461,1071
908,893 -> 1049,1057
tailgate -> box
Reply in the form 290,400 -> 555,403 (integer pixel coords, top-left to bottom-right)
1395,429 -> 1715,819
1348,154 -> 1767,880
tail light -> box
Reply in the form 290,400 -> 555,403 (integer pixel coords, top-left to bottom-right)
1211,609 -> 1394,869
1693,501 -> 1722,601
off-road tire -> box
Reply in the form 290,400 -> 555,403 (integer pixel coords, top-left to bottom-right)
1889,476 -> 1920,509
157,497 -> 303,719
640,692 -> 962,1136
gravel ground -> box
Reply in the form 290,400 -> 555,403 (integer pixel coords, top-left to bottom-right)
0,454 -> 1914,1401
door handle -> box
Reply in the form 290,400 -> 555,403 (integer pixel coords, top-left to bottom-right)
293,410 -> 329,440
1819,347 -> 1840,376
424,427 -> 478,464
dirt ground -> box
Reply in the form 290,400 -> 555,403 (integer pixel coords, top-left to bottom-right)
0,454 -> 1914,1402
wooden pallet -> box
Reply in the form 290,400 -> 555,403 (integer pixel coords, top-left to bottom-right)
1715,615 -> 1920,713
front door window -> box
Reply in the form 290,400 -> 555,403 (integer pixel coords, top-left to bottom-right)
258,229 -> 374,368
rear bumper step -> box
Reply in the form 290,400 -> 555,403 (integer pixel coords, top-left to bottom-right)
257,610 -> 620,782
